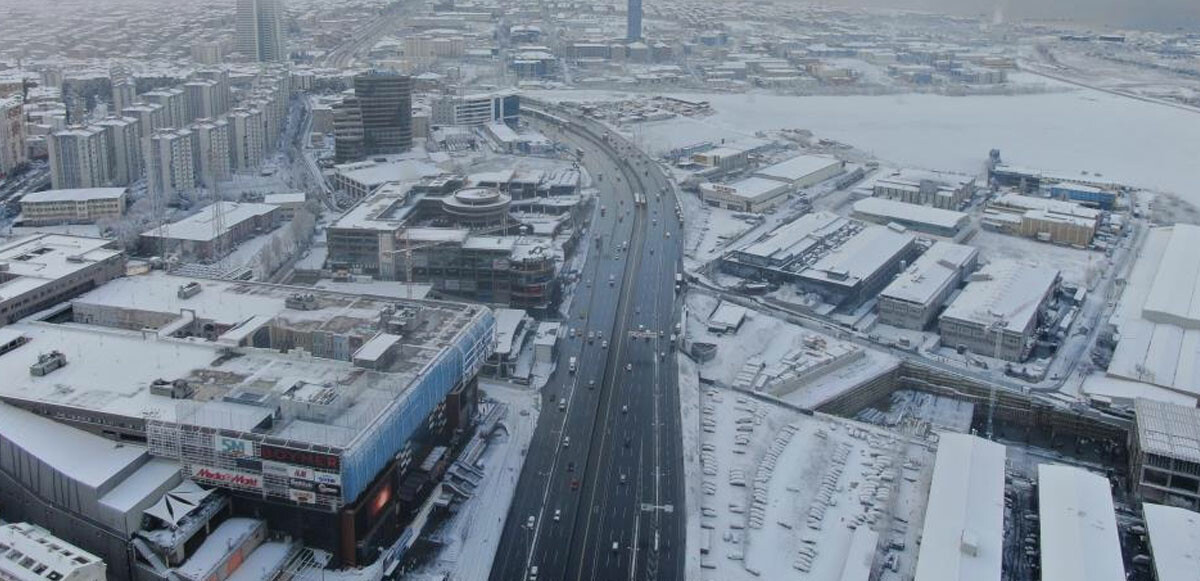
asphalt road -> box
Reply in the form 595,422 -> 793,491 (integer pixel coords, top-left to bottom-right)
489,107 -> 685,581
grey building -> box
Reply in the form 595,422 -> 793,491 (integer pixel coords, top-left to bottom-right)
938,260 -> 1060,362
877,241 -> 978,330
354,72 -> 413,156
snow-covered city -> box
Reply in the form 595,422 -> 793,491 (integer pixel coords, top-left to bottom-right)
1,0 -> 1199,580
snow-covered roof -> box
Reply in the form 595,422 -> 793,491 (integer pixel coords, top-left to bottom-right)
1135,398 -> 1200,464
940,260 -> 1059,331
334,159 -> 440,188
1143,503 -> 1200,581
705,176 -> 788,201
853,197 -> 969,230
1143,224 -> 1200,330
21,187 -> 127,203
752,154 -> 841,183
801,225 -> 915,288
1037,464 -> 1126,581
0,523 -> 105,581
0,233 -> 120,288
0,402 -> 149,490
175,518 -> 263,581
736,211 -> 846,264
880,242 -> 977,307
262,193 -> 307,205
913,433 -> 1005,581
992,193 -> 1101,221
329,183 -> 412,232
141,202 -> 277,242
492,308 -> 528,357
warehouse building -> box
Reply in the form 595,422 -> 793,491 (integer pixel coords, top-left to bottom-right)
1037,464 -> 1126,581
938,260 -> 1060,361
0,274 -> 494,568
751,154 -> 844,188
18,187 -> 127,226
723,212 -> 918,308
1050,183 -> 1118,210
138,202 -> 280,261
852,197 -> 970,238
878,241 -> 979,330
0,234 -> 125,326
329,159 -> 441,200
690,145 -> 750,172
698,176 -> 791,212
1130,399 -> 1200,511
1142,502 -> 1200,581
913,433 -> 1006,581
872,170 -> 975,210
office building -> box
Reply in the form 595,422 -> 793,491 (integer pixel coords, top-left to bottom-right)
1131,399 -> 1200,511
430,91 -> 520,128
0,523 -> 106,581
142,88 -> 187,129
333,96 -> 364,163
144,128 -> 195,204
0,97 -> 26,176
236,0 -> 286,62
938,260 -> 1060,362
19,187 -> 127,226
354,72 -> 413,155
0,233 -> 125,326
190,117 -> 232,186
93,116 -> 143,186
878,241 -> 979,330
627,0 -> 643,41
47,126 -> 110,190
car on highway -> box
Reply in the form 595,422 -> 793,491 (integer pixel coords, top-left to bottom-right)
587,331 -> 595,342
626,363 -> 632,371
568,357 -> 577,373
527,515 -> 535,529
567,461 -> 575,472
588,379 -> 596,389
602,340 -> 609,349
612,541 -> 619,552
622,405 -> 628,414
619,474 -> 626,484
559,398 -> 566,411
553,509 -> 561,522
562,436 -> 570,448
609,275 -> 615,286
528,566 -> 538,581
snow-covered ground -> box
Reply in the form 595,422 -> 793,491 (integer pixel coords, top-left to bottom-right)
688,377 -> 936,580
406,381 -> 539,581
532,88 -> 1200,205
968,230 -> 1105,288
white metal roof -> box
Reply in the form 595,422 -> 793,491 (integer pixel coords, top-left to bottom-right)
1037,464 -> 1125,581
753,154 -> 841,183
880,242 -> 977,306
1143,224 -> 1200,330
802,225 -> 915,287
853,197 -> 969,230
140,202 -> 276,242
940,260 -> 1059,331
1135,398 -> 1200,464
0,402 -> 149,490
21,187 -> 127,203
913,433 -> 1006,581
1143,502 -> 1200,581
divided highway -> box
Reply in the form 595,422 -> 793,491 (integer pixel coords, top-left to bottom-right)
490,105 -> 685,581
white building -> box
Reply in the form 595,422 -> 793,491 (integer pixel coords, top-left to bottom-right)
699,176 -> 791,212
1143,502 -> 1200,581
184,80 -> 224,123
431,91 -> 519,127
938,260 -> 1060,361
121,102 -> 166,140
142,87 -> 187,129
236,0 -> 286,62
878,241 -> 978,330
913,433 -> 1005,581
0,97 -> 26,176
47,126 -> 110,190
1038,464 -> 1126,581
0,233 -> 125,326
19,187 -> 127,226
145,128 -> 195,203
190,117 -> 232,186
0,523 -> 106,581
93,116 -> 143,186
228,107 -> 265,172
751,154 -> 844,187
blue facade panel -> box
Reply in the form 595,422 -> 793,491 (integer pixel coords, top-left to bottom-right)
339,309 -> 495,502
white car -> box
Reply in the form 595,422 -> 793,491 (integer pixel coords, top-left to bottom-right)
553,509 -> 561,522
626,363 -> 633,372
602,340 -> 609,349
527,516 -> 535,529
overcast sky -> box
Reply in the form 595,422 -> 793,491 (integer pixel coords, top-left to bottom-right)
827,0 -> 1200,31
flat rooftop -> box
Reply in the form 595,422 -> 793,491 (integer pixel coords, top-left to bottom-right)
334,159 -> 440,188
992,193 -> 1101,221
800,224 -> 915,288
0,233 -> 121,302
913,433 -> 1006,581
735,211 -> 847,264
711,176 -> 787,200
329,184 -> 413,232
1037,464 -> 1125,581
853,197 -> 969,230
21,187 -> 127,203
1135,398 -> 1200,464
140,202 -> 276,243
941,260 -> 1059,331
753,154 -> 841,183
880,242 -> 977,306
1143,503 -> 1200,581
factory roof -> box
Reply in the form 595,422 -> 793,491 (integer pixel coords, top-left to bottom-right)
1143,503 -> 1200,581
329,184 -> 413,232
140,202 -> 276,242
1135,398 -> 1200,464
0,402 -> 149,490
697,145 -> 747,159
992,193 -> 1101,221
735,211 -> 847,264
21,187 -> 128,203
853,197 -> 969,230
880,242 -> 978,306
262,193 -> 307,206
912,433 -> 1006,581
1037,464 -> 1125,581
0,234 -> 120,302
333,159 -> 441,188
800,225 -> 915,288
940,260 -> 1059,332
704,176 -> 789,201
752,154 -> 841,183
1143,224 -> 1200,330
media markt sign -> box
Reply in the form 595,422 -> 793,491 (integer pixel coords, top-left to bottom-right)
191,465 -> 263,491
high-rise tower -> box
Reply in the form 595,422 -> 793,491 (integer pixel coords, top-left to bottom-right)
627,0 -> 643,42
236,0 -> 286,62
353,71 -> 413,156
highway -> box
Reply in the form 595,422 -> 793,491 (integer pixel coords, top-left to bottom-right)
489,105 -> 685,581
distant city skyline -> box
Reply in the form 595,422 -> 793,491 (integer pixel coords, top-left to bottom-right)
829,0 -> 1200,31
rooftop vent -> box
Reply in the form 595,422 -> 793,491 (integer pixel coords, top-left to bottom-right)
29,351 -> 67,376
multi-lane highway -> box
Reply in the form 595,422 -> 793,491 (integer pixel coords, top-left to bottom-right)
490,105 -> 685,581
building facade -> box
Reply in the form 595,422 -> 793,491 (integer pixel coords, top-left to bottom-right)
236,0 -> 286,62
145,128 -> 195,203
190,118 -> 232,186
354,72 -> 413,156
48,126 -> 110,190
0,97 -> 26,177
19,188 -> 127,226
94,116 -> 143,186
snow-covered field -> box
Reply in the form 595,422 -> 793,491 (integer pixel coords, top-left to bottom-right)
968,229 -> 1105,288
688,379 -> 935,580
532,87 -> 1200,204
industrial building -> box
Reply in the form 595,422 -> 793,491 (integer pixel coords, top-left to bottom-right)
877,241 -> 978,330
750,154 -> 844,188
0,234 -> 125,326
1142,502 -> 1200,581
138,202 -> 280,261
0,273 -> 494,568
1049,183 -> 1118,210
723,212 -> 918,308
1037,464 -> 1126,581
851,197 -> 970,238
938,260 -> 1060,361
912,433 -> 1005,581
872,170 -> 975,210
329,159 -> 441,200
0,523 -> 106,581
698,176 -> 791,212
690,146 -> 750,172
1130,399 -> 1200,511
18,187 -> 127,226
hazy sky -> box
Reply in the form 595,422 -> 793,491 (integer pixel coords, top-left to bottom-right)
828,0 -> 1200,31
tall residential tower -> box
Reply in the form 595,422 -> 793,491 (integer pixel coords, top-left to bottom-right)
236,0 -> 286,62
